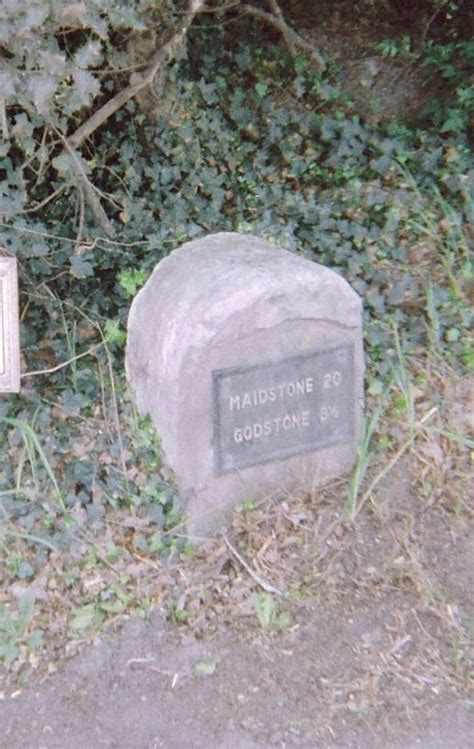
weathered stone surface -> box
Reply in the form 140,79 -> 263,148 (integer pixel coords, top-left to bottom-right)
126,233 -> 364,538
0,257 -> 20,394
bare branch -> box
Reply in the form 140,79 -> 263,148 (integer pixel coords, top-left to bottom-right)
0,97 -> 8,140
56,0 -> 207,234
267,0 -> 295,54
69,0 -> 207,149
22,343 -> 104,378
59,131 -> 116,236
240,2 -> 326,73
0,52 -> 8,140
172,1 -> 239,14
78,170 -> 115,236
0,186 -> 66,218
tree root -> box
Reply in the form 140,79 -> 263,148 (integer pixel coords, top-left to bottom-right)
240,1 -> 326,73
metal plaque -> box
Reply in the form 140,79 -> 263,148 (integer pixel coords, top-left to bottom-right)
213,342 -> 355,474
0,257 -> 21,393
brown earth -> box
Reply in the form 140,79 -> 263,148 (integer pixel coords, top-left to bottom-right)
1,450 -> 472,749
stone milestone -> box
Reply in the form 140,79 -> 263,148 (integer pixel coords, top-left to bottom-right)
0,257 -> 20,394
126,233 -> 364,538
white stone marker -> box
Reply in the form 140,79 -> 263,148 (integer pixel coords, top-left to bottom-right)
0,257 -> 21,393
126,233 -> 364,538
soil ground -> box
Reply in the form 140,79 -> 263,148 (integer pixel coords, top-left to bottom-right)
1,451 -> 473,748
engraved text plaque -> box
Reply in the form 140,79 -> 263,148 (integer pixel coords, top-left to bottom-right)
213,343 -> 355,474
0,257 -> 21,393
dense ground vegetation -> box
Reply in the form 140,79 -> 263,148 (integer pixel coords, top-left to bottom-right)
0,0 -> 472,690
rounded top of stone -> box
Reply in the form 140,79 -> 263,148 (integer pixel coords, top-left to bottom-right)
143,232 -> 361,317
126,233 -> 362,402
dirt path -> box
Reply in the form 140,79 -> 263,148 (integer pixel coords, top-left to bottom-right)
2,457 -> 472,749
1,609 -> 472,749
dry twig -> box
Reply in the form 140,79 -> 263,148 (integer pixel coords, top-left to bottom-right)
223,533 -> 282,595
21,343 -> 104,379
352,406 -> 438,520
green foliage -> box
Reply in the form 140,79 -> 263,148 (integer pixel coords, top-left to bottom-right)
70,584 -> 134,631
0,6 -> 470,383
0,0 -> 172,223
459,345 -> 474,371
195,660 -> 217,675
419,40 -> 474,134
376,36 -> 412,57
0,592 -> 43,668
345,403 -> 385,522
0,415 -> 65,511
70,603 -> 105,632
104,317 -> 127,346
251,592 -> 290,632
174,607 -> 191,623
118,269 -> 149,297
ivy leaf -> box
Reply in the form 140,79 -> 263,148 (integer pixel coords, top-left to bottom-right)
11,113 -> 34,139
18,591 -> 35,626
0,69 -> 16,99
294,55 -> 310,73
74,41 -> 103,69
29,242 -> 49,257
70,255 -> 94,278
104,318 -> 126,346
23,5 -> 49,31
59,4 -> 108,39
59,3 -> 88,24
29,75 -> 57,115
70,604 -> 104,630
38,50 -> 67,76
118,269 -> 148,297
441,110 -> 465,133
71,70 -> 101,110
52,153 -> 76,176
17,561 -> 35,580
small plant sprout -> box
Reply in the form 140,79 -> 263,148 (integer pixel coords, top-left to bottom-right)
118,269 -> 149,297
0,416 -> 65,512
392,324 -> 416,433
0,592 -> 43,669
345,403 -> 384,522
251,592 -> 290,632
